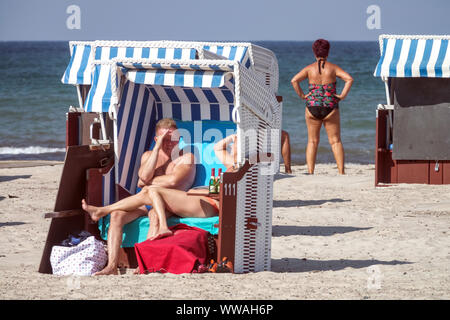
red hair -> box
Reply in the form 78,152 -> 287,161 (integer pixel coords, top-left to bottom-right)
312,39 -> 330,74
312,39 -> 330,58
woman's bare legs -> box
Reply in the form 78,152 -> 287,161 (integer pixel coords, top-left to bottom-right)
305,108 -> 323,174
281,130 -> 292,174
323,108 -> 345,174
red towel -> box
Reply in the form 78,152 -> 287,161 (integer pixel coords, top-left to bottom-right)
134,224 -> 209,274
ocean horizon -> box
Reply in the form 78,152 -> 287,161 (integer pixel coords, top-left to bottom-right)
0,41 -> 385,164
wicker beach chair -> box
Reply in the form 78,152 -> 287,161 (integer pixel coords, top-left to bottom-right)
40,40 -> 282,274
373,34 -> 450,185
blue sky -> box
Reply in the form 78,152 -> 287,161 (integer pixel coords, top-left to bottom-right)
0,0 -> 449,41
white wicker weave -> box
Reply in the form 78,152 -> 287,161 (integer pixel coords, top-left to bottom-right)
234,163 -> 273,273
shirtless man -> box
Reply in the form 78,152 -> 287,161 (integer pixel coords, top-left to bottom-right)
82,118 -> 196,275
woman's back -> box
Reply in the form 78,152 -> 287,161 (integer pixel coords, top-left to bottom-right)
306,61 -> 338,85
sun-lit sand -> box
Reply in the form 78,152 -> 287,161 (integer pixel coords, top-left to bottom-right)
0,162 -> 449,299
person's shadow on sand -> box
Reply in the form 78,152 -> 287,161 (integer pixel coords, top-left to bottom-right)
0,175 -> 32,183
271,258 -> 412,273
273,198 -> 350,208
272,225 -> 372,237
0,222 -> 26,228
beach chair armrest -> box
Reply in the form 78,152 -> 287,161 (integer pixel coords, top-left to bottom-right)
44,209 -> 84,219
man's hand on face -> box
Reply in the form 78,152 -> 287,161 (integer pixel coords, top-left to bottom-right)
154,129 -> 170,149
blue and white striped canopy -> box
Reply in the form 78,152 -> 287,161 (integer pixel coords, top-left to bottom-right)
84,60 -> 235,113
202,45 -> 251,68
62,42 -> 94,85
84,63 -> 116,112
62,41 -> 198,85
117,61 -> 234,88
374,35 -> 450,78
62,41 -> 253,85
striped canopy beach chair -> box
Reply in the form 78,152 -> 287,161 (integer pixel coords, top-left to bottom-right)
373,34 -> 450,185
39,40 -> 282,274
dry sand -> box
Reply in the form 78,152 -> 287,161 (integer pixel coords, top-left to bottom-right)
0,162 -> 449,300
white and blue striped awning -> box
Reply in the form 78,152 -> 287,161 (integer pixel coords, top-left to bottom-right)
61,41 -> 198,85
84,59 -> 236,113
83,62 -> 117,112
374,35 -> 450,78
61,41 -> 255,85
202,45 -> 251,68
62,42 -> 94,85
117,60 -> 234,88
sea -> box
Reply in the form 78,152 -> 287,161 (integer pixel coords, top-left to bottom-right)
0,41 -> 385,164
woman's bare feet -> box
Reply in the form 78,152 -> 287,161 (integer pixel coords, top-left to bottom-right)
93,265 -> 118,276
81,199 -> 103,222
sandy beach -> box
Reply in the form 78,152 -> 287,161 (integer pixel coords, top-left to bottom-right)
0,161 -> 449,300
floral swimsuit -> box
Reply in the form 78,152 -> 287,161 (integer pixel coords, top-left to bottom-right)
306,82 -> 339,120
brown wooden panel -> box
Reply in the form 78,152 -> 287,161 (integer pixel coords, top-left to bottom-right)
39,144 -> 114,274
216,161 -> 252,272
376,150 -> 398,185
66,112 -> 80,147
54,145 -> 113,212
429,161 -> 443,185
443,161 -> 450,184
397,160 -> 429,184
376,110 -> 398,185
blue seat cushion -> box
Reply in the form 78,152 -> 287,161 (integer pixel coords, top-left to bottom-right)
99,215 -> 219,247
98,120 -> 235,247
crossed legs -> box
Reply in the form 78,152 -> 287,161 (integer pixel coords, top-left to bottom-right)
305,107 -> 345,174
82,186 -> 219,275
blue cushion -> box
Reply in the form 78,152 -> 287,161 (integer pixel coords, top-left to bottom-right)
177,120 -> 236,187
99,120 -> 235,247
99,215 -> 219,247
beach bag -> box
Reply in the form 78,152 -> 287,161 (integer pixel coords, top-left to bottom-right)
134,224 -> 209,274
50,236 -> 107,276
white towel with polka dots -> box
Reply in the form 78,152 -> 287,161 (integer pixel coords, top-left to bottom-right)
50,236 -> 107,276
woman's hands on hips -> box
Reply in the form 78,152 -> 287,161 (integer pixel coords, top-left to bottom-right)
334,93 -> 345,101
301,92 -> 312,100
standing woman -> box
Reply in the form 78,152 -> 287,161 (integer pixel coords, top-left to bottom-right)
291,39 -> 353,174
